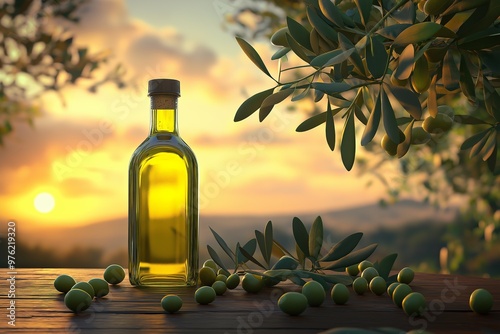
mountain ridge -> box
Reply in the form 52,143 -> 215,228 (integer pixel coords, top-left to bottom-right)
14,199 -> 456,254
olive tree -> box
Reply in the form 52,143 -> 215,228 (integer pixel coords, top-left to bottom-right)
229,0 -> 500,275
0,0 -> 125,144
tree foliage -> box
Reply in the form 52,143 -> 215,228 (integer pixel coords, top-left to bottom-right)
233,0 -> 500,172
0,0 -> 125,144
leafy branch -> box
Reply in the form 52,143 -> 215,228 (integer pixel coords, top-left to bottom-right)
207,216 -> 399,288
234,0 -> 500,172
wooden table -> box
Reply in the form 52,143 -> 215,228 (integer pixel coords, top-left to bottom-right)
1,269 -> 498,333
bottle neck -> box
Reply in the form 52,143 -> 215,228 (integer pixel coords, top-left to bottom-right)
149,94 -> 178,135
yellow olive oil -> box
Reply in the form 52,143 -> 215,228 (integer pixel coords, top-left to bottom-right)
129,79 -> 198,286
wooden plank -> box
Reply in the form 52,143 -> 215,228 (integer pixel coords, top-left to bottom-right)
0,269 -> 498,333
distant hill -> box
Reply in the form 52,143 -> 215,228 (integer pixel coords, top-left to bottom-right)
17,199 -> 456,255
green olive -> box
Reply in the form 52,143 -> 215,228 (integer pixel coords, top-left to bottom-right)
161,294 -> 183,313
217,268 -> 231,276
411,127 -> 431,145
270,27 -> 290,47
72,282 -> 95,299
381,130 -> 405,156
241,273 -> 263,294
64,288 -> 92,313
381,134 -> 399,156
353,277 -> 369,295
103,264 -> 125,285
369,276 -> 386,296
361,267 -> 379,284
54,274 -> 76,293
469,288 -> 493,314
402,292 -> 427,316
195,286 -> 216,305
199,266 -> 217,286
225,273 -> 240,289
393,283 -> 413,308
358,260 -> 373,273
212,281 -> 227,296
278,292 -> 308,316
88,278 -> 109,298
203,259 -> 218,271
346,264 -> 360,276
422,113 -> 453,134
331,283 -> 350,305
301,280 -> 326,307
215,274 -> 228,283
397,267 -> 415,284
387,282 -> 401,298
437,105 -> 454,120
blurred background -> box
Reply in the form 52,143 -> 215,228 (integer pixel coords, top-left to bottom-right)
0,0 -> 498,276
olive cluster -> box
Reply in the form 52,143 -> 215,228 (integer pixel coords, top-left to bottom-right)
53,264 -> 125,313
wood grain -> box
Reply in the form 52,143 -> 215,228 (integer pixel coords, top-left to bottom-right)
0,269 -> 498,333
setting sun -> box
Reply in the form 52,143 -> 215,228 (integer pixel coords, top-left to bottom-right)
34,192 -> 56,214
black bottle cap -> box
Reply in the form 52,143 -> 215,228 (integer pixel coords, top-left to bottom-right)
148,79 -> 180,96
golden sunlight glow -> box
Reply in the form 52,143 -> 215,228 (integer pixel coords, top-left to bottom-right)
34,192 -> 56,214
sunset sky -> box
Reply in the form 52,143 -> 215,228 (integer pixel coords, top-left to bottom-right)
0,0 -> 392,229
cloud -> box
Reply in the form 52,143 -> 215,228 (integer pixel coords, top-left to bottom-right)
0,116 -> 143,196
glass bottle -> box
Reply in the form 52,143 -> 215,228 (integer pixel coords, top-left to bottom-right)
129,78 -> 198,286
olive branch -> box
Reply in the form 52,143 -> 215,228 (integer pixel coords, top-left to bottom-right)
233,0 -> 500,172
207,216 -> 398,288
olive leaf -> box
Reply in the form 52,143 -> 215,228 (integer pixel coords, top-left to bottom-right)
238,244 -> 267,269
354,0 -> 372,27
381,86 -> 401,144
296,111 -> 328,132
322,243 -> 378,271
259,88 -> 294,122
460,129 -> 490,151
318,0 -> 345,28
394,44 -> 414,81
271,47 -> 291,60
394,22 -> 455,46
319,232 -> 363,262
207,245 -> 229,273
373,253 -> 398,280
292,217 -> 310,258
366,37 -> 388,79
236,238 -> 257,264
234,88 -> 276,122
286,16 -> 312,51
325,104 -> 336,151
307,6 -> 339,44
385,84 -> 422,120
309,216 -> 324,259
341,107 -> 356,171
376,24 -> 412,40
255,230 -> 268,267
361,89 -> 381,146
286,32 -> 315,63
459,53 -> 476,102
210,227 -> 235,259
442,49 -> 460,91
235,37 -> 274,79
312,82 -> 351,95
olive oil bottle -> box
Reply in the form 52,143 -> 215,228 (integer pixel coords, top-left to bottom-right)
129,79 -> 198,286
